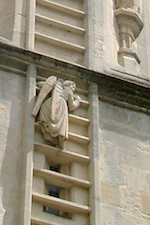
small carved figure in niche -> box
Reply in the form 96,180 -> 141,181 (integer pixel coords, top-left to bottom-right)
32,76 -> 81,149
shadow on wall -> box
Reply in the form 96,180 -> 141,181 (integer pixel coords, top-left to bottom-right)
0,70 -> 25,225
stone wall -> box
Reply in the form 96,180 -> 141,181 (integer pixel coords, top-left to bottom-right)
0,70 -> 25,225
0,0 -> 16,40
0,43 -> 150,225
99,101 -> 150,225
1,0 -> 150,80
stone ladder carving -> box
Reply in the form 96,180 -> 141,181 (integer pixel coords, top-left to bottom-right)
34,0 -> 86,66
114,0 -> 143,68
31,77 -> 93,225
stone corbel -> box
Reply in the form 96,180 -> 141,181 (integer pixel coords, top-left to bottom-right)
115,0 -> 143,68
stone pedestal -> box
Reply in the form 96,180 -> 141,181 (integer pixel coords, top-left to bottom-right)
115,3 -> 143,68
118,48 -> 140,69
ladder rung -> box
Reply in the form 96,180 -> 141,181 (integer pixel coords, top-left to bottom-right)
31,217 -> 54,225
32,192 -> 91,214
37,0 -> 85,18
69,114 -> 90,126
35,14 -> 85,35
34,142 -> 90,164
34,49 -> 85,67
31,212 -> 77,225
34,168 -> 91,189
68,132 -> 90,145
35,32 -> 85,53
80,99 -> 90,108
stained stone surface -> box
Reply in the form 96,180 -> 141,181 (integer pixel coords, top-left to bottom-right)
0,70 -> 25,225
0,0 -> 150,224
99,101 -> 150,225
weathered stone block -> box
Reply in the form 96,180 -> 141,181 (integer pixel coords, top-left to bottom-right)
101,182 -> 121,206
140,191 -> 150,215
0,70 -> 25,225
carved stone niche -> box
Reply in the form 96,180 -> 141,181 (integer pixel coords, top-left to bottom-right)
115,0 -> 143,68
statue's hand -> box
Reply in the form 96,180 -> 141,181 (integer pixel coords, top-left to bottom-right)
74,94 -> 81,103
37,81 -> 45,88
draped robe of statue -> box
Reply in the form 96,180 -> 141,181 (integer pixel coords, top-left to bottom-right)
32,76 -> 81,146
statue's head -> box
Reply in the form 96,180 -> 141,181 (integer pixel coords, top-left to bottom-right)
64,80 -> 76,92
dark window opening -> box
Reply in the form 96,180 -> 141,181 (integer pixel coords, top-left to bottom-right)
50,164 -> 60,173
44,206 -> 72,219
43,164 -> 72,219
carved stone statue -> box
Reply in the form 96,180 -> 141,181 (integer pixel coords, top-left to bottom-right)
32,76 -> 81,149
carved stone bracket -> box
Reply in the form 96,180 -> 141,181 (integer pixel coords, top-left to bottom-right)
115,0 -> 143,68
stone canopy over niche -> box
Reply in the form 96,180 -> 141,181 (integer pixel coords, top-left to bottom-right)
115,0 -> 142,13
115,0 -> 143,68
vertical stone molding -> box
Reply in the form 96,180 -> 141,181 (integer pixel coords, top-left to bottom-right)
114,0 -> 143,68
88,82 -> 101,225
22,64 -> 37,225
26,0 -> 36,50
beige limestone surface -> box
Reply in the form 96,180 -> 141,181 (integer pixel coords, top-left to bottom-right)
0,70 -> 25,225
1,0 -> 150,80
0,1 -> 150,224
99,101 -> 150,225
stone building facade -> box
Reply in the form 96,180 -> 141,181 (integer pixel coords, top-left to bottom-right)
0,0 -> 150,225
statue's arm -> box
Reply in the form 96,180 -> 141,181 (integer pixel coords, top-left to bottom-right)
68,93 -> 81,112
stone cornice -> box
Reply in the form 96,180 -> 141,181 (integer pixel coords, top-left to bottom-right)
0,42 -> 150,113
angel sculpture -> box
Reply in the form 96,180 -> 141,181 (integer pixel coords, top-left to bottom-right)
32,76 -> 81,149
